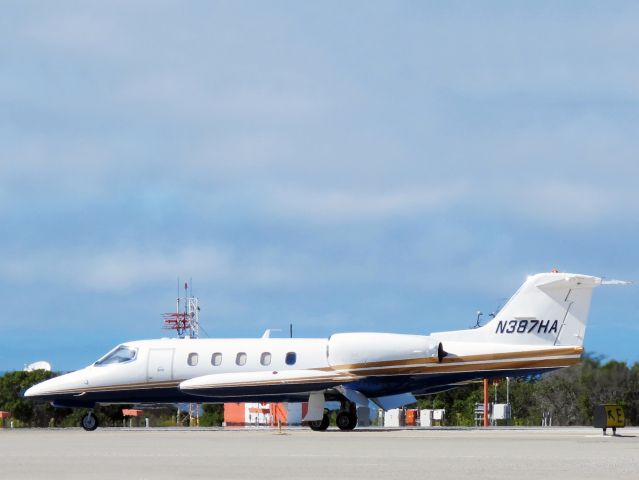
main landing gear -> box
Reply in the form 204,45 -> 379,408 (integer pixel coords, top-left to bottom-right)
336,404 -> 357,431
81,411 -> 99,431
307,401 -> 358,431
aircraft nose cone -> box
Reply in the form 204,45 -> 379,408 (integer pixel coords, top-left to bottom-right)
24,383 -> 43,398
23,375 -> 64,398
23,369 -> 91,399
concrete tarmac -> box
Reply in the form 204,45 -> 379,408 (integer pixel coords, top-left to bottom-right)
1,427 -> 638,480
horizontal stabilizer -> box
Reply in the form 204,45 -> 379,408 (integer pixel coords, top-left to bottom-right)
601,279 -> 632,285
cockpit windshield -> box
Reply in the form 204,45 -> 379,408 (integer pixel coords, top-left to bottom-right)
94,346 -> 138,366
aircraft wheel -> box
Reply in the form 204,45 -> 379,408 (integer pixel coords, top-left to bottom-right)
81,412 -> 99,431
336,411 -> 357,431
309,413 -> 329,431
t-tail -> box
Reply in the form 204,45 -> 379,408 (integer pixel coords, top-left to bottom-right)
435,272 -> 602,348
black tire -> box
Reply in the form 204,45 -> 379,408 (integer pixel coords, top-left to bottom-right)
309,413 -> 330,431
336,411 -> 357,431
81,413 -> 99,431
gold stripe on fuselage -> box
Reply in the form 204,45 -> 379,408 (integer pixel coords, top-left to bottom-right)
333,356 -> 581,377
181,373 -> 362,390
41,380 -> 182,396
324,346 -> 583,372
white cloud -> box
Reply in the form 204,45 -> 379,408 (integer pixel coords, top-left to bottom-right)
0,246 -> 224,291
470,181 -> 639,229
120,72 -> 329,124
21,9 -> 130,60
0,245 -> 316,293
266,185 -> 468,222
17,3 -> 183,62
504,183 -> 614,227
82,247 -> 231,291
0,232 -> 523,296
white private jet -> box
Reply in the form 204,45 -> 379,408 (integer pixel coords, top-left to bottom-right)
26,271 -> 608,431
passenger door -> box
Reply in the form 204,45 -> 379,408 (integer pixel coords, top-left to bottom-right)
147,349 -> 174,382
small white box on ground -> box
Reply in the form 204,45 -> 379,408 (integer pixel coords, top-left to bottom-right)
493,404 -> 511,420
384,409 -> 403,427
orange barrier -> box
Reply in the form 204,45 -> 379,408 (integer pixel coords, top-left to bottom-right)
405,409 -> 418,426
223,402 -> 245,426
270,403 -> 288,426
122,409 -> 144,417
0,411 -> 10,428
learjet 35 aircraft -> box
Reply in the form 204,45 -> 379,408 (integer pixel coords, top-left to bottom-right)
26,271 -> 611,430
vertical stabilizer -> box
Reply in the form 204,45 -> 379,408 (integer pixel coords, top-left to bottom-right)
435,272 -> 602,346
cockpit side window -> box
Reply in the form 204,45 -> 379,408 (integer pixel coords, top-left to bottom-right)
95,346 -> 138,366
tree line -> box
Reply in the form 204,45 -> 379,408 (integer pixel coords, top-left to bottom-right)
0,370 -> 222,428
419,355 -> 639,426
1,354 -> 637,427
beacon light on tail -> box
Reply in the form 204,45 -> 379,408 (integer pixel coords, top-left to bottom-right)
25,271 -> 618,431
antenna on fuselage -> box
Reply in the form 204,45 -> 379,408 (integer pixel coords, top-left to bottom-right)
471,311 -> 483,329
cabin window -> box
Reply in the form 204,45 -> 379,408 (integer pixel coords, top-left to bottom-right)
285,352 -> 297,365
236,352 -> 247,366
187,352 -> 199,366
95,346 -> 138,366
260,352 -> 272,366
211,352 -> 222,366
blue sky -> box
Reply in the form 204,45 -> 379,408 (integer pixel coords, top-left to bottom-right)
1,1 -> 638,371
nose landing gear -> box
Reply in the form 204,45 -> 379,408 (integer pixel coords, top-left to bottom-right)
81,411 -> 99,431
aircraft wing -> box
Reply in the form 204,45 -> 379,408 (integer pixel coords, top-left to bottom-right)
179,369 -> 361,397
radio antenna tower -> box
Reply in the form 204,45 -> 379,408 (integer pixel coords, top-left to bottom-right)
161,280 -> 202,427
162,280 -> 200,338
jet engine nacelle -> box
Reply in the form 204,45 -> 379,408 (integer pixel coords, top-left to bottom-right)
327,333 -> 444,370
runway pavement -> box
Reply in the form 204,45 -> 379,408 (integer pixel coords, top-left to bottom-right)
1,427 -> 638,480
